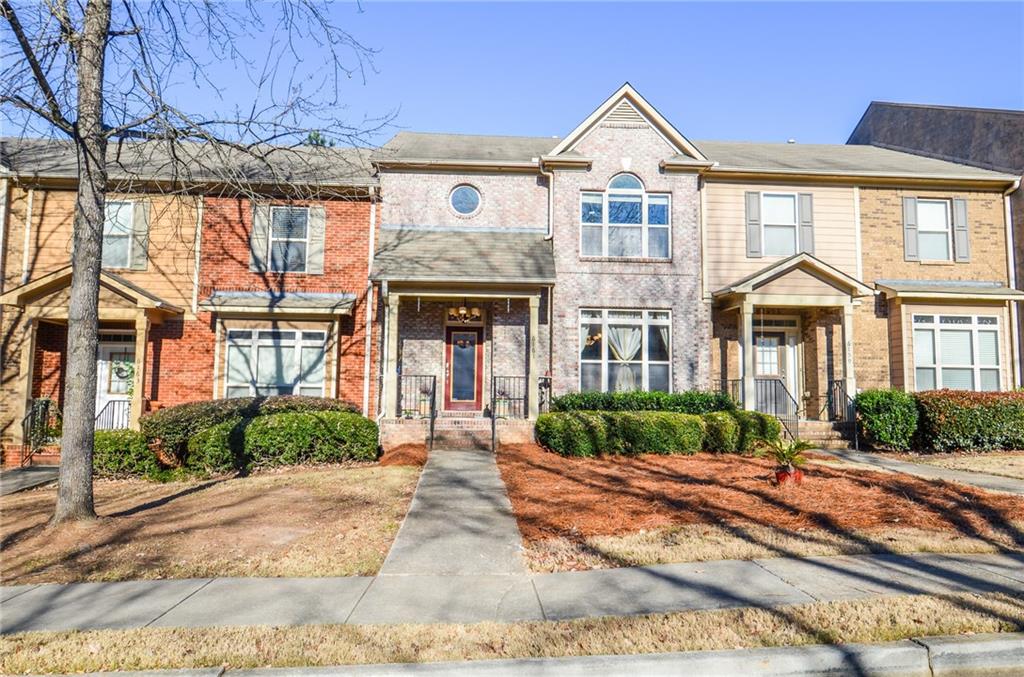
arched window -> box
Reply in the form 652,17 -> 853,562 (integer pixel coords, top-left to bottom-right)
580,174 -> 670,259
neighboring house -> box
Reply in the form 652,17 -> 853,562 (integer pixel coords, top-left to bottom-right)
0,140 -> 377,466
371,84 -> 1022,447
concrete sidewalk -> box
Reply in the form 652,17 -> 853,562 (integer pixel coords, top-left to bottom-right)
4,552 -> 1023,634
0,465 -> 59,496
821,448 -> 1024,496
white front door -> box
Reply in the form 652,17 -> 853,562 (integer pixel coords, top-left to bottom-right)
96,344 -> 134,429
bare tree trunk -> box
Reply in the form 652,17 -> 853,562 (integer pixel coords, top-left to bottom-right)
52,0 -> 112,524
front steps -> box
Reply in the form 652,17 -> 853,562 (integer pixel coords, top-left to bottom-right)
432,418 -> 492,450
380,416 -> 534,452
798,419 -> 855,450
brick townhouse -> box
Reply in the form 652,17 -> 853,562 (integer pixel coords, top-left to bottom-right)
372,84 -> 1022,448
0,141 -> 378,465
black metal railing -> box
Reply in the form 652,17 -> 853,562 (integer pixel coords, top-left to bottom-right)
755,378 -> 800,441
21,398 -> 59,466
398,374 -> 437,450
95,400 -> 131,430
715,379 -> 743,406
492,375 -> 527,419
827,379 -> 859,451
539,376 -> 552,414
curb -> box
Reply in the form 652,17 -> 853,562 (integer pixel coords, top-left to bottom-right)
915,632 -> 1024,676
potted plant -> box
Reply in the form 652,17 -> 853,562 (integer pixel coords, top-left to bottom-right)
758,439 -> 814,485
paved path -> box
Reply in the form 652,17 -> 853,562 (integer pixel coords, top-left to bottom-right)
0,465 -> 58,496
821,448 -> 1024,496
3,552 -> 1023,634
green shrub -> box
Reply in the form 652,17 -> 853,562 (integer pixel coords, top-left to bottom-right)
93,429 -> 159,477
702,411 -> 741,452
550,390 -> 734,415
915,390 -> 1024,452
854,389 -> 918,451
536,411 -> 704,457
185,411 -> 378,474
731,410 -> 783,452
141,396 -> 359,463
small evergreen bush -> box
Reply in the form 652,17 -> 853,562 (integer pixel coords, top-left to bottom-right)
915,390 -> 1024,452
730,410 -> 783,452
536,411 -> 704,457
702,411 -> 741,452
550,390 -> 734,415
93,429 -> 160,477
854,389 -> 918,451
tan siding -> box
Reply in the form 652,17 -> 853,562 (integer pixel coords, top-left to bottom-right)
754,268 -> 851,297
704,181 -> 858,292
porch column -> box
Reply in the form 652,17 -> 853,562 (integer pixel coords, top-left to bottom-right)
11,314 -> 38,446
385,293 -> 400,417
527,294 -> 540,419
130,312 -> 150,430
841,302 -> 856,398
740,302 -> 755,411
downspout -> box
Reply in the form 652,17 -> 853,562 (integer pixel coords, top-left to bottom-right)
21,187 -> 33,284
376,278 -> 389,427
362,198 -> 377,416
539,159 -> 554,240
0,177 -> 8,294
1005,177 -> 1022,386
191,196 -> 204,315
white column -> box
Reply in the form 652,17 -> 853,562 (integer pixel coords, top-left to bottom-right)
841,303 -> 856,397
130,312 -> 150,430
740,302 -> 755,410
528,295 -> 540,419
385,293 -> 400,417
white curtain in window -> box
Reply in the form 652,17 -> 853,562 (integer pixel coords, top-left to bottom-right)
658,325 -> 670,359
607,325 -> 642,390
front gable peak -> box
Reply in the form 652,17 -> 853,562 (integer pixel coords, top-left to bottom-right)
548,83 -> 709,163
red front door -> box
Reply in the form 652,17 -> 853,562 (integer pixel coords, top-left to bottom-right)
444,327 -> 483,411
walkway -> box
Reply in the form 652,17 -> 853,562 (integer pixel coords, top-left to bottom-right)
821,448 -> 1024,496
0,466 -> 58,496
3,551 -> 1023,634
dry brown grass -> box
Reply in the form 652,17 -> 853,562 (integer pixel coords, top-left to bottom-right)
0,465 -> 419,584
525,523 -> 1024,572
2,593 -> 1021,674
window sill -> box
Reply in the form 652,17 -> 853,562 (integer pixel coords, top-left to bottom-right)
919,260 -> 956,266
578,256 -> 673,264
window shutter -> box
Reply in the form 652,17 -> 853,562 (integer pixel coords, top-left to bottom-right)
249,203 -> 270,272
307,205 -> 326,274
798,193 -> 814,255
952,198 -> 970,262
130,201 -> 150,271
745,191 -> 762,258
903,197 -> 919,261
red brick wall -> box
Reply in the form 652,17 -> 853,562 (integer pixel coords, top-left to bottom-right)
143,314 -> 218,410
31,321 -> 67,407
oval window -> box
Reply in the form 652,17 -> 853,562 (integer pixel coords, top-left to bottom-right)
450,185 -> 481,215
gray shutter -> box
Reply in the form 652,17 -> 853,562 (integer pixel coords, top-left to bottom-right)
798,193 -> 814,255
130,201 -> 150,271
952,198 -> 970,262
306,205 -> 326,274
249,203 -> 270,272
902,197 -> 919,262
745,191 -> 762,258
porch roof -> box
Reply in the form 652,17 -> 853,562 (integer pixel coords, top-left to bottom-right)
371,228 -> 556,284
875,279 -> 1024,301
713,253 -> 875,301
199,290 -> 356,314
0,265 -> 184,314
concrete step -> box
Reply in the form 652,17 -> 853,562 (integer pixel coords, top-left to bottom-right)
431,429 -> 492,451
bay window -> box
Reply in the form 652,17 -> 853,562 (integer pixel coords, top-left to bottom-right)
579,309 -> 671,392
580,173 -> 670,259
912,314 -> 1000,392
225,329 -> 327,398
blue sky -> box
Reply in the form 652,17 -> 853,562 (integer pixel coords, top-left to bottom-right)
318,1 -> 1024,144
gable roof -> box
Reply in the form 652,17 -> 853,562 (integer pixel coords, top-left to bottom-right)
377,132 -> 557,167
0,265 -> 184,313
547,83 -> 709,162
714,253 -> 874,298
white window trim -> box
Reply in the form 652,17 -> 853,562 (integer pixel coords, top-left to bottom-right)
449,184 -> 482,217
224,328 -> 327,397
268,205 -> 310,273
579,175 -> 671,259
102,200 -> 134,269
578,308 -> 672,392
761,192 -> 799,258
916,198 -> 953,263
912,314 -> 1001,392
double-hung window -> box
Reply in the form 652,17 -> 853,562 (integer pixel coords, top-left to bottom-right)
102,201 -> 134,268
761,193 -> 798,257
579,309 -> 671,392
580,173 -> 670,259
269,206 -> 309,272
225,329 -> 327,398
916,199 -> 952,261
912,314 -> 1000,392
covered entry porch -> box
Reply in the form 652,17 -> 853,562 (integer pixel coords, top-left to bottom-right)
711,254 -> 874,432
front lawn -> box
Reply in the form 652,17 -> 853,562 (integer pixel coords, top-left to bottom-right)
1,463 -> 420,585
496,444 -> 1024,572
882,451 -> 1024,481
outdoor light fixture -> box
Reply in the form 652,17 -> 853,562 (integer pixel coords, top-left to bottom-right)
447,299 -> 481,323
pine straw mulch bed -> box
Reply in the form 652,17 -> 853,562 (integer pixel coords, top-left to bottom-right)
379,443 -> 429,467
496,444 -> 1024,571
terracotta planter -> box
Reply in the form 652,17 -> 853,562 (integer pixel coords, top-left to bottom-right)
775,467 -> 804,485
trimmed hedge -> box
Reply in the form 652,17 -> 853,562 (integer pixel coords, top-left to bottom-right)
731,410 -> 783,452
141,396 -> 359,463
93,429 -> 160,477
702,411 -> 740,453
550,390 -> 734,415
186,411 -> 378,474
536,411 -> 706,457
534,411 -> 610,458
854,389 -> 918,451
915,390 -> 1024,452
